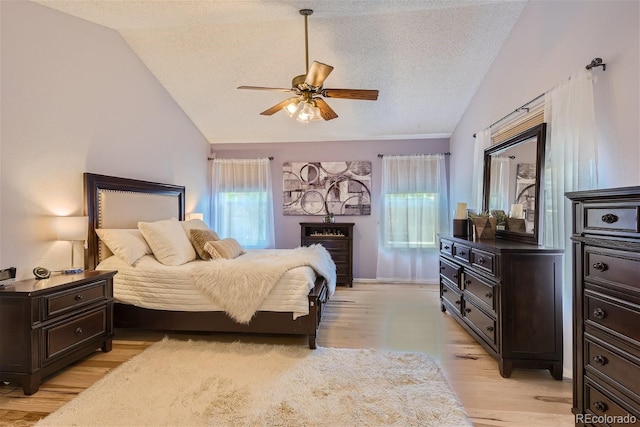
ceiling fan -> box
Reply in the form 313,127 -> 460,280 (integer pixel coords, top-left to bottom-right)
237,9 -> 379,122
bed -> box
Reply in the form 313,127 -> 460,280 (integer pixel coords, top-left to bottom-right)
84,173 -> 334,348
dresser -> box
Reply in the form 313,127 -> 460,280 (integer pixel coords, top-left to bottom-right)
0,270 -> 116,394
567,187 -> 640,425
301,222 -> 354,287
439,236 -> 564,379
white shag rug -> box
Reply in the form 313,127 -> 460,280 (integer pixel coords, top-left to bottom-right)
37,338 -> 471,427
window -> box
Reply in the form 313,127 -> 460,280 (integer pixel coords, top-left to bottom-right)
211,158 -> 274,249
382,192 -> 438,248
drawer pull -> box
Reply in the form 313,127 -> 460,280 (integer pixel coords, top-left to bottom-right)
442,288 -> 448,293
592,355 -> 607,366
465,308 -> 472,313
440,266 -> 445,270
601,213 -> 618,224
593,401 -> 608,413
455,300 -> 461,305
453,274 -> 458,279
485,292 -> 493,298
477,258 -> 486,265
465,279 -> 472,285
593,308 -> 606,319
592,262 -> 608,272
486,326 -> 494,332
74,327 -> 83,335
74,294 -> 84,301
459,250 -> 466,256
443,245 -> 450,250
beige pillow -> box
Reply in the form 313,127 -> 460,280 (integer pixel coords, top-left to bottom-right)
95,229 -> 151,265
138,218 -> 196,266
181,218 -> 209,234
204,238 -> 245,260
189,229 -> 220,260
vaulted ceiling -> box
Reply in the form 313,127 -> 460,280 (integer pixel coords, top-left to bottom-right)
35,0 -> 526,144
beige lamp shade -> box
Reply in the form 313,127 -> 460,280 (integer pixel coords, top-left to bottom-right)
52,216 -> 88,241
186,213 -> 204,221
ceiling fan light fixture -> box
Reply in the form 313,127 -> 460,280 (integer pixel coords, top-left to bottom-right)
284,98 -> 301,117
296,101 -> 322,123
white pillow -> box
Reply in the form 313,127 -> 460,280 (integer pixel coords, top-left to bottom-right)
181,218 -> 210,234
95,229 -> 151,265
138,218 -> 196,266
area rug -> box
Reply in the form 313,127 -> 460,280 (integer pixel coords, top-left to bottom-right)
37,338 -> 471,426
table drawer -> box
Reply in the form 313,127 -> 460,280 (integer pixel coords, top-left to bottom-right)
585,337 -> 640,398
585,292 -> 640,344
471,248 -> 496,276
585,247 -> 640,293
45,280 -> 108,319
44,307 -> 107,362
463,271 -> 496,311
439,258 -> 461,288
584,204 -> 639,235
463,300 -> 496,347
453,243 -> 471,263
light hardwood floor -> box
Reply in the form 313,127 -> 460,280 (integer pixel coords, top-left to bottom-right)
0,283 -> 573,426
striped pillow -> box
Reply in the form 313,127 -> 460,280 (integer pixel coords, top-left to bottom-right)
204,238 -> 245,260
189,229 -> 220,260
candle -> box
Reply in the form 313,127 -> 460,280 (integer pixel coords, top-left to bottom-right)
455,203 -> 467,219
511,204 -> 524,219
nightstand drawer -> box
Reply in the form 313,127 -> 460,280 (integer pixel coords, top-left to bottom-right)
45,307 -> 107,362
45,279 -> 108,319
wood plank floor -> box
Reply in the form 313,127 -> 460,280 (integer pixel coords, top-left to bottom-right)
0,283 -> 573,426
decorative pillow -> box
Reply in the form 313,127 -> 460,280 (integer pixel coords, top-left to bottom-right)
204,238 -> 245,260
95,229 -> 151,265
180,218 -> 210,234
138,218 -> 196,266
189,229 -> 220,260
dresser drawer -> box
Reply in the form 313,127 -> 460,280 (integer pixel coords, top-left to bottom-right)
585,247 -> 640,293
453,243 -> 471,263
307,239 -> 350,251
329,251 -> 350,264
441,282 -> 462,314
585,337 -> 640,399
335,263 -> 349,277
45,279 -> 108,319
471,248 -> 496,276
463,300 -> 496,347
585,292 -> 640,344
584,379 -> 640,424
439,258 -> 461,288
463,270 -> 496,311
583,204 -> 640,235
440,239 -> 454,256
44,307 -> 107,362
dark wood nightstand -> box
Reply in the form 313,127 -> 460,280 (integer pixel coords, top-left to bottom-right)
301,222 -> 354,287
0,270 -> 116,394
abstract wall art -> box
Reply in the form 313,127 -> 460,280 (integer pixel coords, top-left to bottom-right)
283,161 -> 371,216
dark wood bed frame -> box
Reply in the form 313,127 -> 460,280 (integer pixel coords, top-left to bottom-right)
84,173 -> 329,348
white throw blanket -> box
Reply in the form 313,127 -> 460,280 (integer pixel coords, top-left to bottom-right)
190,245 -> 336,323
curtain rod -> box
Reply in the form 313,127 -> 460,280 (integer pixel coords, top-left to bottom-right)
208,156 -> 273,161
472,57 -> 606,138
377,152 -> 450,158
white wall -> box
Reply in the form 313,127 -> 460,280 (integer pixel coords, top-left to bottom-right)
0,2 -> 210,279
449,0 -> 639,379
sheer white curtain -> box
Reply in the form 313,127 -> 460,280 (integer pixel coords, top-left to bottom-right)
376,154 -> 449,283
471,128 -> 492,211
211,158 -> 275,249
488,156 -> 511,212
543,68 -> 598,376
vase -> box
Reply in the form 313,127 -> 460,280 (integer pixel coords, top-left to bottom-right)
472,217 -> 497,239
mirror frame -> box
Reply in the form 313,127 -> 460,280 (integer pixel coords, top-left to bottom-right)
483,123 -> 547,245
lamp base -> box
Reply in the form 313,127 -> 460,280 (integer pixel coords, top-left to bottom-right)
63,268 -> 84,274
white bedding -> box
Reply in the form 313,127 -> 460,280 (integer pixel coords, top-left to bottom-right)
97,251 -> 321,320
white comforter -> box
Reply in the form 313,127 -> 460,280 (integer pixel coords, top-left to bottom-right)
97,246 -> 336,321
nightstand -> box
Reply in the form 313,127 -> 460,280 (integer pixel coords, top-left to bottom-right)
0,270 -> 116,394
301,222 -> 354,287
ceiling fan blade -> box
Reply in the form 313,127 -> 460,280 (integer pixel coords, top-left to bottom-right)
322,89 -> 379,101
260,97 -> 299,116
238,86 -> 293,92
315,98 -> 338,121
305,61 -> 334,88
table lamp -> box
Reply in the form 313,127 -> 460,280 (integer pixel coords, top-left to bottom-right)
52,216 -> 88,274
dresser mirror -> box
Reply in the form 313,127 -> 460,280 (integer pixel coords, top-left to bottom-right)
483,123 -> 547,245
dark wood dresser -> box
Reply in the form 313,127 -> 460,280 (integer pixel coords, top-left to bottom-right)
439,235 -> 564,379
567,186 -> 640,425
301,222 -> 354,287
0,270 -> 116,394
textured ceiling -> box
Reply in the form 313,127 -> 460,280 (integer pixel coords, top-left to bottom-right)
35,0 -> 526,144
